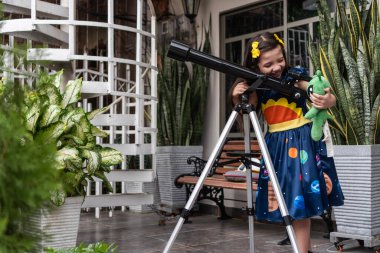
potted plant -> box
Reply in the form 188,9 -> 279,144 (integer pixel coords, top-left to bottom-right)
156,21 -> 211,212
21,70 -> 123,250
0,78 -> 61,253
309,0 -> 380,240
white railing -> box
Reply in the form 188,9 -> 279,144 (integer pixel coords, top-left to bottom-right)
0,0 -> 158,217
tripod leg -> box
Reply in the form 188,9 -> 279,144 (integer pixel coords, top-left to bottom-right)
248,110 -> 301,253
163,111 -> 239,253
242,114 -> 255,253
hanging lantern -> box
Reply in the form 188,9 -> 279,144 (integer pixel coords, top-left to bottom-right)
181,0 -> 201,22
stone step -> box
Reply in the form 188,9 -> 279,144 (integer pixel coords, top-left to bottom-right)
93,169 -> 155,183
81,193 -> 154,208
0,19 -> 68,46
2,0 -> 69,19
27,48 -> 70,62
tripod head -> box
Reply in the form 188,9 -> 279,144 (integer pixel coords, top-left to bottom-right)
167,40 -> 310,100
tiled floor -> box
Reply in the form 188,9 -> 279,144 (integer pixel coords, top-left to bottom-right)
77,210 -> 374,253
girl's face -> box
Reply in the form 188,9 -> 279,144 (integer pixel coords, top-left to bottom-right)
257,45 -> 285,79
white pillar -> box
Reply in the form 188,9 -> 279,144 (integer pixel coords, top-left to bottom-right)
136,0 -> 144,171
31,0 -> 36,21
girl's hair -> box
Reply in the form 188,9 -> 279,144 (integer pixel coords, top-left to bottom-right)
243,32 -> 288,72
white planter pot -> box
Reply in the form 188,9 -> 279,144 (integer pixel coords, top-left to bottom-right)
156,145 -> 203,212
30,196 -> 83,251
333,144 -> 380,236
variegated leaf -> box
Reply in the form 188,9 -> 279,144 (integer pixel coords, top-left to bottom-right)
56,147 -> 82,170
94,171 -> 113,192
60,107 -> 86,132
71,123 -> 87,144
86,106 -> 110,120
39,83 -> 62,106
370,94 -> 380,144
99,147 -> 123,167
61,133 -> 86,146
61,78 -> 83,108
35,121 -> 65,144
346,119 -> 359,145
40,104 -> 61,128
81,149 -> 101,174
357,39 -> 371,142
348,0 -> 362,49
342,78 -> 366,144
339,38 -> 363,116
25,101 -> 40,133
91,125 -> 109,138
49,189 -> 66,207
53,70 -> 64,88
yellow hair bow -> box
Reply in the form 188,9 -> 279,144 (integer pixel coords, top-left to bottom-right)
274,34 -> 285,46
251,41 -> 260,59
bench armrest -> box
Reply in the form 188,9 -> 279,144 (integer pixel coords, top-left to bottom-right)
187,156 -> 208,176
174,156 -> 208,188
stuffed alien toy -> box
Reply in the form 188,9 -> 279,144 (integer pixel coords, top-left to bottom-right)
304,70 -> 332,141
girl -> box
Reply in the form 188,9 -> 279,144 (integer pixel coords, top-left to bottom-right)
228,32 -> 344,253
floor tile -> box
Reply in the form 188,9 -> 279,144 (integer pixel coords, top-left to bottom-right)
77,210 -> 375,253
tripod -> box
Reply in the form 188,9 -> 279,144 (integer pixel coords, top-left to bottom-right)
163,92 -> 301,253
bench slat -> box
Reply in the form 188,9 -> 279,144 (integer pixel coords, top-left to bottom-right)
177,176 -> 259,191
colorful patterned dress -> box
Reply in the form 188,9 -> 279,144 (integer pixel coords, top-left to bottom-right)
255,87 -> 344,222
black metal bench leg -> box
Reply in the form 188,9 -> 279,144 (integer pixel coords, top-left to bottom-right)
198,186 -> 231,220
215,189 -> 231,220
183,184 -> 231,221
183,184 -> 194,223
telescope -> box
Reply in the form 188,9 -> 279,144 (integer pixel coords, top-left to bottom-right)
167,40 -> 310,100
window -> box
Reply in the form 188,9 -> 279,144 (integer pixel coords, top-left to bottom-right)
225,1 -> 283,38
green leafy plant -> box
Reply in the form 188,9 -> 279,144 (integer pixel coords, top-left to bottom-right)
45,242 -> 118,253
22,70 -> 123,204
0,79 -> 61,253
157,22 -> 211,146
309,0 -> 380,145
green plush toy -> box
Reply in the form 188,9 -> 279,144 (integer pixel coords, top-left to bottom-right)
304,70 -> 332,141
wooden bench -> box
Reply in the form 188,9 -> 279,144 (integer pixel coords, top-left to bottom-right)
174,138 -> 262,220
174,138 -> 334,235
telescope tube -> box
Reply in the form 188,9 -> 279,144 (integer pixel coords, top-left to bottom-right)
167,40 -> 308,99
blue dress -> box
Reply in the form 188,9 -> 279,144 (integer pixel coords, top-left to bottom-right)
255,87 -> 344,222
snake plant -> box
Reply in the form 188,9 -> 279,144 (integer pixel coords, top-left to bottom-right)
309,0 -> 380,145
157,23 -> 211,146
22,71 -> 123,205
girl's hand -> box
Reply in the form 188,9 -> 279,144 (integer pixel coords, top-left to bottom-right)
310,88 -> 336,109
232,81 -> 249,105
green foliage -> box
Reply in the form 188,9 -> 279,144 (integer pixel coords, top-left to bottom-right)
309,0 -> 380,145
22,71 -> 124,204
45,242 -> 118,253
157,22 -> 211,146
0,79 -> 60,253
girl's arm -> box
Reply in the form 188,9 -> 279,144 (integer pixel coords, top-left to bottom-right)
229,79 -> 258,108
296,80 -> 336,109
